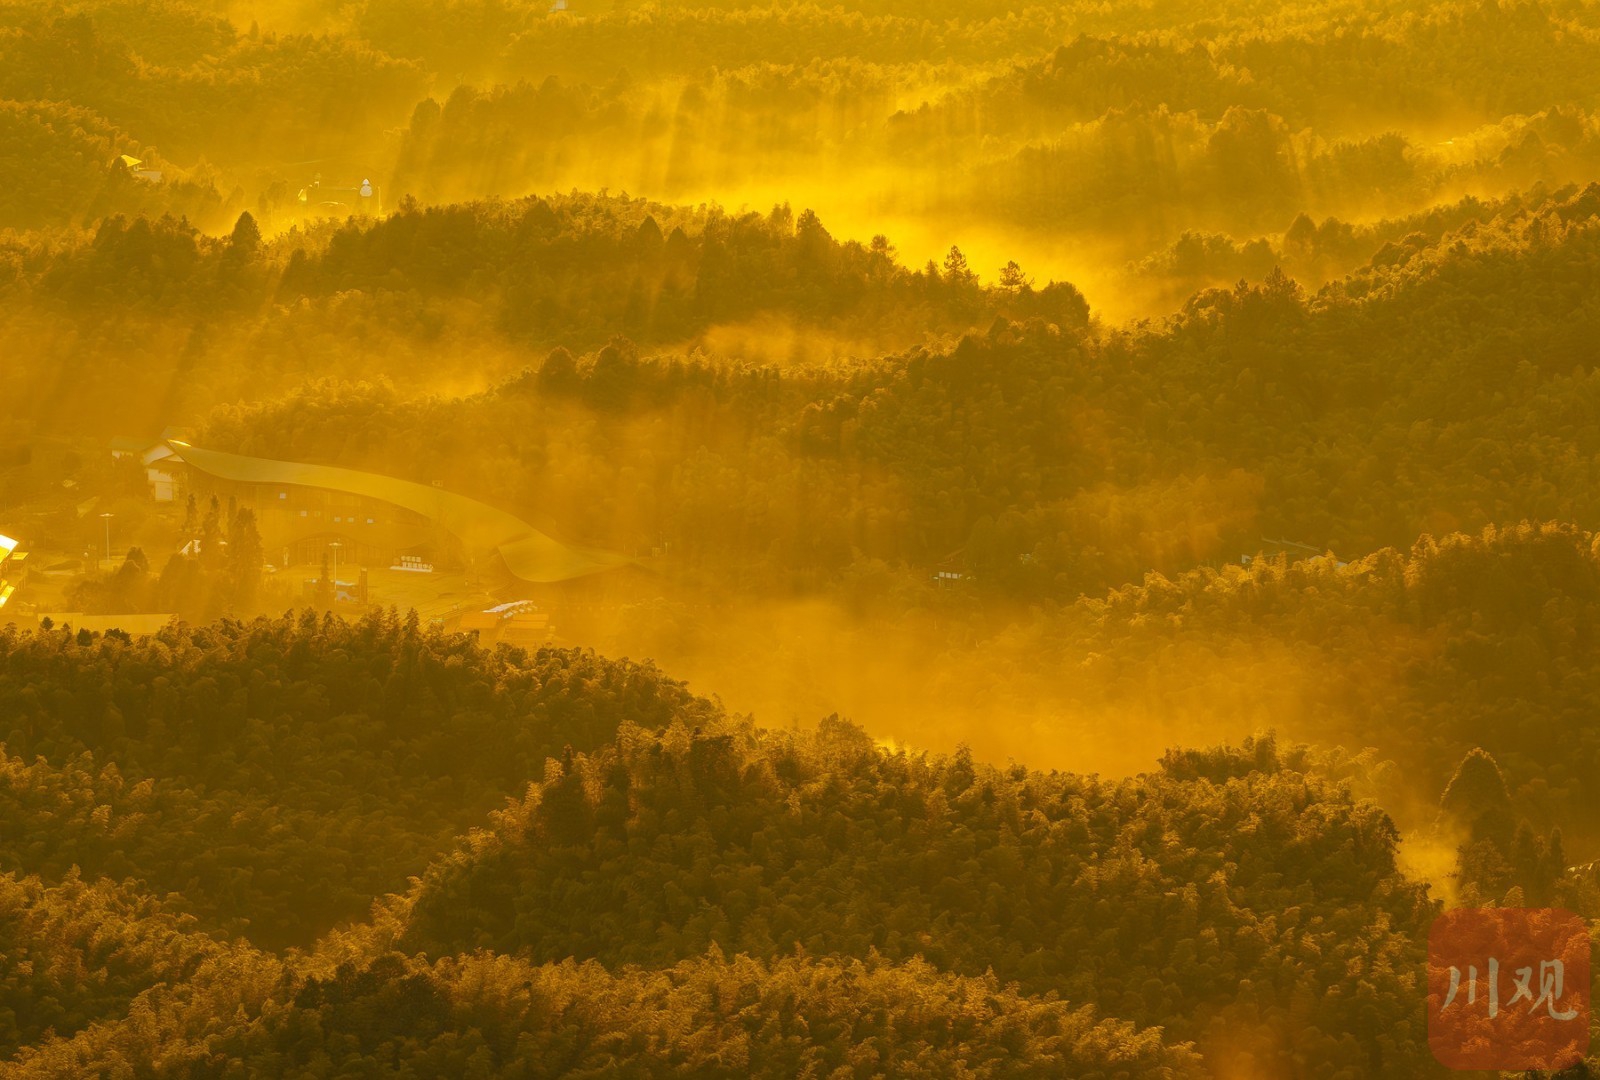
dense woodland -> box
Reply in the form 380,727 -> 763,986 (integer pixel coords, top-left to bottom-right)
6,0 -> 1600,1075
137,180 -> 1596,603
0,614 -> 713,949
12,0 -> 1600,295
0,614 -> 1592,1075
1,178 -> 1597,604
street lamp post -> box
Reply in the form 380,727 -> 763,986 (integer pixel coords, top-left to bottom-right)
329,540 -> 342,605
99,512 -> 114,571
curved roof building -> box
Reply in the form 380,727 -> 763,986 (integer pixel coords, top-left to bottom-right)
173,442 -> 631,584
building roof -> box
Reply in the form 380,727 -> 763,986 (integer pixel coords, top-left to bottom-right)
112,432 -> 190,459
172,442 -> 632,584
0,534 -> 16,557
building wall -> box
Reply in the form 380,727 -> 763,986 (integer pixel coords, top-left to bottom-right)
150,467 -> 179,502
186,472 -> 465,570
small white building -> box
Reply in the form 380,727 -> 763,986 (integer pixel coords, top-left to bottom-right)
110,434 -> 187,502
119,154 -> 164,184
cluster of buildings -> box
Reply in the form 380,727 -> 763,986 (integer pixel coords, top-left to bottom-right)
4,434 -> 637,637
118,155 -> 163,184
160,440 -> 630,584
100,435 -> 636,637
449,600 -> 556,646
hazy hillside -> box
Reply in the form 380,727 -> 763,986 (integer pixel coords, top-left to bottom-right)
6,0 -> 1600,1074
0,614 -> 714,947
0,616 -> 1590,1075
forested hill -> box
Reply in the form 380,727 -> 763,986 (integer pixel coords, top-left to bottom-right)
0,612 -> 1446,1075
0,612 -> 716,948
0,193 -> 1083,435
2,617 -> 1587,1076
1,573 -> 1597,1072
11,0 -> 1600,294
163,180 -> 1600,601
1015,523 -> 1600,849
391,720 -> 1436,1075
7,933 -> 1210,1077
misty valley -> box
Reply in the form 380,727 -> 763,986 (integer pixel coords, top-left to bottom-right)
3,0 -> 1600,1076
